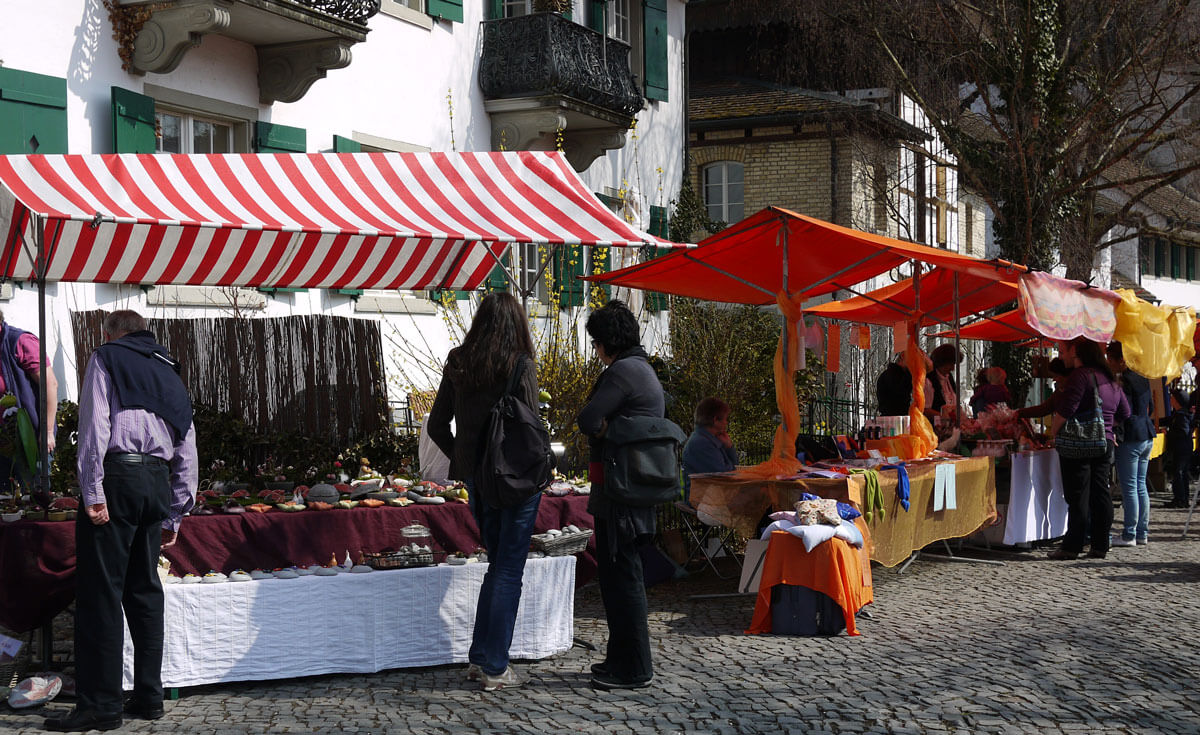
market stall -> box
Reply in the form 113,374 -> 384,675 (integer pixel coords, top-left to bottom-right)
689,456 -> 996,568
0,494 -> 594,634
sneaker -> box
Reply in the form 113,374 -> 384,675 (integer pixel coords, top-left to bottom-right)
480,666 -> 526,692
1111,538 -> 1136,547
465,663 -> 481,681
1136,538 -> 1149,546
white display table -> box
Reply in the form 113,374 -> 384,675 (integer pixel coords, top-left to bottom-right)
1003,449 -> 1069,545
122,556 -> 576,689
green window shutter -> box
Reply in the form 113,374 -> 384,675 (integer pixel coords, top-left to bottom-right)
1155,240 -> 1167,277
589,245 -> 611,304
487,0 -> 503,19
111,86 -> 155,154
254,121 -> 306,153
427,0 -> 464,22
333,134 -> 360,152
0,68 -> 68,154
429,289 -> 471,301
553,244 -> 585,308
1189,248 -> 1197,282
485,264 -> 510,292
588,0 -> 606,32
334,288 -> 364,299
258,287 -> 308,295
646,205 -> 669,310
643,0 -> 668,102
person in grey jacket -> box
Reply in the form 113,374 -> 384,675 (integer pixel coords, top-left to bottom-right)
427,292 -> 540,692
577,300 -> 663,691
681,397 -> 738,503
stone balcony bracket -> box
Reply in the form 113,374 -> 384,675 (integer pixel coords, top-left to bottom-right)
116,0 -> 372,103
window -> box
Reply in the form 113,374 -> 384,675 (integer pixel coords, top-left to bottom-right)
516,243 -> 549,302
608,0 -> 631,43
502,0 -> 531,16
1172,243 -> 1184,279
156,110 -> 234,154
702,162 -> 744,225
1155,239 -> 1168,277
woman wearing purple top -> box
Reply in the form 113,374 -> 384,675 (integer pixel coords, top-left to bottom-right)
1047,337 -> 1130,560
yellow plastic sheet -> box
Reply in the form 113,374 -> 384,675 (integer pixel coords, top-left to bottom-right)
1111,290 -> 1196,381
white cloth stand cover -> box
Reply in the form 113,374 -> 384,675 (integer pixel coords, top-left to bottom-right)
1003,450 -> 1069,545
122,556 -> 575,689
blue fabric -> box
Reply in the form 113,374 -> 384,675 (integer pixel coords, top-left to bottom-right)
681,426 -> 738,497
97,331 -> 193,440
882,464 -> 911,511
466,480 -> 542,676
1115,438 -> 1152,542
798,491 -> 861,521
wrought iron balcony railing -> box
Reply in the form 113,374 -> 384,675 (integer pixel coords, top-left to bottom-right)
479,12 -> 643,119
292,0 -> 380,25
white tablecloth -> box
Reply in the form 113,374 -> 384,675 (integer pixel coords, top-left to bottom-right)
1003,449 -> 1069,545
122,556 -> 575,688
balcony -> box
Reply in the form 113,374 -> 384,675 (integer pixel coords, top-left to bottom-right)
113,0 -> 380,103
479,12 -> 644,171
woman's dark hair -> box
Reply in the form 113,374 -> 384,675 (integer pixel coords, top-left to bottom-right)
931,344 -> 962,370
974,368 -> 989,388
586,299 -> 640,356
1105,341 -> 1124,362
1048,357 -> 1070,379
1071,336 -> 1114,380
446,292 -> 534,390
694,397 -> 730,428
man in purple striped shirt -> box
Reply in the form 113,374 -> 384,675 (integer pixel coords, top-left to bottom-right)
45,311 -> 197,733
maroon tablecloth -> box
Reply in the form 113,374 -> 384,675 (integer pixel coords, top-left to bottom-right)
0,494 -> 594,634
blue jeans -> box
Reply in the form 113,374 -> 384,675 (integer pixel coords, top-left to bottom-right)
1115,438 -> 1153,541
466,481 -> 542,676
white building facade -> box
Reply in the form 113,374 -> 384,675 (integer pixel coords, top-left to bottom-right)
0,0 -> 687,404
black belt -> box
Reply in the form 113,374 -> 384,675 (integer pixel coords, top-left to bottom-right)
105,452 -> 167,466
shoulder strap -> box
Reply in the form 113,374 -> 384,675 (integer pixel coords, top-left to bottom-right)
1090,371 -> 1103,410
505,355 -> 528,396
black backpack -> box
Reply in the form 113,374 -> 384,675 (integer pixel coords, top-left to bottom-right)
475,357 -> 556,509
602,415 -> 688,508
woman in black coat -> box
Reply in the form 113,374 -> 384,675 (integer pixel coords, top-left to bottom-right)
577,300 -> 664,691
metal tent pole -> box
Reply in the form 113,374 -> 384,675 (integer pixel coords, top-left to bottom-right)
35,214 -> 50,503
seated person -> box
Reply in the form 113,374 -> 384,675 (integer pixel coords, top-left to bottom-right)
681,397 -> 738,503
925,344 -> 964,422
875,358 -> 913,417
418,413 -> 451,484
970,367 -> 1012,415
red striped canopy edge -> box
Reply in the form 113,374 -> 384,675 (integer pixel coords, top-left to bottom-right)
0,151 -> 683,290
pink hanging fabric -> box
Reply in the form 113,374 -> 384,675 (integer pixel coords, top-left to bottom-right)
1017,272 -> 1121,343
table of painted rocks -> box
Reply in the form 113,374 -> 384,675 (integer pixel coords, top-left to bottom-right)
689,456 -> 998,567
122,556 -> 575,688
0,494 -> 594,633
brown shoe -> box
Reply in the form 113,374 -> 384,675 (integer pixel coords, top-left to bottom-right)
1047,549 -> 1079,560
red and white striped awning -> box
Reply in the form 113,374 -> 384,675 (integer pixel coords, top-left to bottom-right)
0,151 -> 674,289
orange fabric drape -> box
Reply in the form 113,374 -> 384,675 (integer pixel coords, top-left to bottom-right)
738,292 -> 805,479
904,325 -> 936,457
746,530 -> 874,636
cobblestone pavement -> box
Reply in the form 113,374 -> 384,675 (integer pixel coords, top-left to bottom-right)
4,505 -> 1200,734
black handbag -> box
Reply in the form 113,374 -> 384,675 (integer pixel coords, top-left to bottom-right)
601,415 -> 688,508
1056,372 -> 1108,459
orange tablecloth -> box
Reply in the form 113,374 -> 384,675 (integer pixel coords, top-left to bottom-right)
746,530 -> 874,636
691,456 -> 997,567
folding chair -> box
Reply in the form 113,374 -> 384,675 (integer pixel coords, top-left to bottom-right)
674,501 -> 741,578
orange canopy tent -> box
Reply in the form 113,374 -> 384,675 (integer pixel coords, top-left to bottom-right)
587,207 -> 1025,305
585,207 -> 1027,473
930,307 -> 1049,345
806,268 -> 1019,328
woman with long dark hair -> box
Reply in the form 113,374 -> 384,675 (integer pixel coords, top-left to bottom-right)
1047,337 -> 1130,560
427,292 -> 540,691
577,300 -> 664,691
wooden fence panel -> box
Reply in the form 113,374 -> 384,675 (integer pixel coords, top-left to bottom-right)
71,312 -> 387,442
